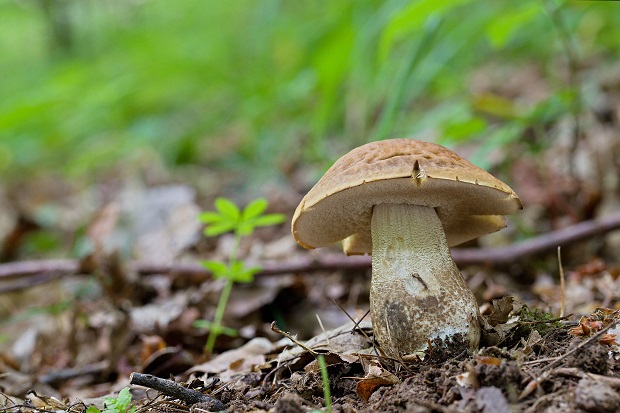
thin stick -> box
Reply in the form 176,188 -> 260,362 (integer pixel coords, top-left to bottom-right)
331,300 -> 373,343
270,321 -> 317,355
129,373 -> 224,410
522,356 -> 561,366
554,367 -> 620,388
558,246 -> 566,318
316,314 -> 329,346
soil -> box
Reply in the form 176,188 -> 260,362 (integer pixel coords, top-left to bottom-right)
121,308 -> 620,413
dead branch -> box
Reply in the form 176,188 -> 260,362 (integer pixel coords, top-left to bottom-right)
554,367 -> 620,388
38,361 -> 108,385
1,211 -> 620,292
452,211 -> 620,266
129,372 -> 225,410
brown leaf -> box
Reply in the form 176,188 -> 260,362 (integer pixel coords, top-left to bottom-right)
569,308 -> 620,338
355,360 -> 400,402
481,297 -> 523,346
476,355 -> 501,366
304,352 -> 353,373
356,377 -> 391,403
486,297 -> 515,327
599,334 -> 617,346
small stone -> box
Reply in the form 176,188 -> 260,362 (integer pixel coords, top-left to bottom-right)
476,387 -> 510,413
274,392 -> 307,413
575,378 -> 620,413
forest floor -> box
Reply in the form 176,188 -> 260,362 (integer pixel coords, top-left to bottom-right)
2,206 -> 620,413
2,71 -> 620,410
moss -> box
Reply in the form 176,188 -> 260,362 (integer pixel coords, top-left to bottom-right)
503,305 -> 563,348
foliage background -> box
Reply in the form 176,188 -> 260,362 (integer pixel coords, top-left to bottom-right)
3,0 -> 619,185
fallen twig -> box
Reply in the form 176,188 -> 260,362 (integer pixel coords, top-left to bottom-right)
129,372 -> 225,410
270,321 -> 317,356
2,211 -> 620,292
38,361 -> 108,385
554,367 -> 620,388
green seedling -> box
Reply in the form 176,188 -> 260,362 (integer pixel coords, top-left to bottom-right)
311,354 -> 332,413
196,197 -> 285,354
86,387 -> 135,413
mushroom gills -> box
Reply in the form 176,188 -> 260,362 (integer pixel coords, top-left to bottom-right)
369,203 -> 480,358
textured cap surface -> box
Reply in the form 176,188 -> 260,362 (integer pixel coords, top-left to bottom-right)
292,139 -> 522,253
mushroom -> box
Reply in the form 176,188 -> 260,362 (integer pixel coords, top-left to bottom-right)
291,139 -> 522,358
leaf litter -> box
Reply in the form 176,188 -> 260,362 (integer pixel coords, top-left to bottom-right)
4,104 -> 620,411
4,189 -> 620,413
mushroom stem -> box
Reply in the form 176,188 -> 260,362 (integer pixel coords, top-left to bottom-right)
370,203 -> 480,358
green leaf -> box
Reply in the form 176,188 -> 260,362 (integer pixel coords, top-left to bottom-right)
230,261 -> 261,283
441,117 -> 488,142
236,222 -> 255,237
250,213 -> 286,228
193,320 -> 238,337
219,326 -> 239,337
242,198 -> 268,220
198,211 -> 224,224
236,212 -> 285,236
192,319 -> 210,329
211,324 -> 238,337
102,388 -> 133,413
204,221 -> 236,237
201,260 -> 228,277
380,0 -> 472,60
472,94 -> 520,119
214,198 -> 240,221
486,3 -> 540,49
115,388 -> 133,412
86,407 -> 101,413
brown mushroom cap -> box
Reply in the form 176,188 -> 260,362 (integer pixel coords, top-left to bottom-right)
292,139 -> 522,254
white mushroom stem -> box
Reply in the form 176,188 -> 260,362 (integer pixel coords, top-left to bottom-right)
370,203 -> 481,358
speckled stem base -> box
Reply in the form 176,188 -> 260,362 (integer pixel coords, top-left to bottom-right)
370,203 -> 480,359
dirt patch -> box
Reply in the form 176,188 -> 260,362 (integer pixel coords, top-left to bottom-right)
118,307 -> 620,412
5,303 -> 620,413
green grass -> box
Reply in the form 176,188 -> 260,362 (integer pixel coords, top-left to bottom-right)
0,0 -> 619,182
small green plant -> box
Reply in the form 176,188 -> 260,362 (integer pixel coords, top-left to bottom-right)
312,354 -> 332,413
195,197 -> 285,354
86,387 -> 135,413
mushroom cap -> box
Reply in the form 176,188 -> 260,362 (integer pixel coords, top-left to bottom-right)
292,139 -> 522,254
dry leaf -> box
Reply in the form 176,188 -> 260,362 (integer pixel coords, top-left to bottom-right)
486,296 -> 516,327
599,334 -> 618,346
475,356 -> 501,366
188,337 -> 274,380
355,363 -> 400,403
304,352 -> 354,373
569,307 -> 620,339
481,297 -> 522,346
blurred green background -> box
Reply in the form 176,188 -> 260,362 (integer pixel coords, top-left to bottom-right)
1,0 -> 618,184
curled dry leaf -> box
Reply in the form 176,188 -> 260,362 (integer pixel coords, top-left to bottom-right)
569,307 -> 620,344
303,352 -> 357,373
480,296 -> 521,346
354,361 -> 400,403
599,334 -> 618,346
188,337 -> 275,382
26,392 -> 68,410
